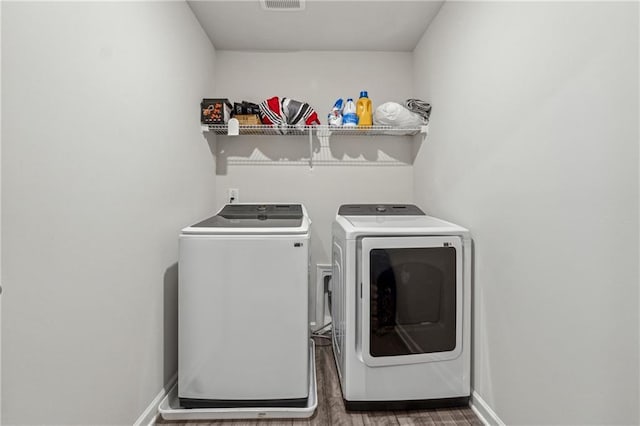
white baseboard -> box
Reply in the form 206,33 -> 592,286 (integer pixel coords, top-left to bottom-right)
470,390 -> 505,426
134,373 -> 178,426
144,378 -> 497,425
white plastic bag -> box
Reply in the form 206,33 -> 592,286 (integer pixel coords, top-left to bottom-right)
373,102 -> 424,128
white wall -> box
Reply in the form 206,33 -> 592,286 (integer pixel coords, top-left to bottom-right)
213,50 -> 416,324
0,2 -> 3,421
1,2 -> 216,424
413,2 -> 639,425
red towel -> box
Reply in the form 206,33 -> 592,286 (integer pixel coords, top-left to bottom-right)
259,96 -> 285,125
259,97 -> 320,126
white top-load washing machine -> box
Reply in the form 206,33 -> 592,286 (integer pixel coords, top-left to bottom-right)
178,204 -> 311,409
332,204 -> 471,410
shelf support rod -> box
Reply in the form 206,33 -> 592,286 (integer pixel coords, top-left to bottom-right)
308,127 -> 314,169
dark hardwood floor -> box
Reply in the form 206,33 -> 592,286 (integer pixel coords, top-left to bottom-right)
156,339 -> 482,425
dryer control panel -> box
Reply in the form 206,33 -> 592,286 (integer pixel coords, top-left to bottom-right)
338,204 -> 425,216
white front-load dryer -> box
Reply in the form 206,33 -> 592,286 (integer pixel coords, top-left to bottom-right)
331,204 -> 472,410
178,203 -> 311,408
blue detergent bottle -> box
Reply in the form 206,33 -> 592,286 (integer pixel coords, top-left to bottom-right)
342,98 -> 358,126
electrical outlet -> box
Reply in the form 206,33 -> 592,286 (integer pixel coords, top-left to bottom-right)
228,188 -> 239,203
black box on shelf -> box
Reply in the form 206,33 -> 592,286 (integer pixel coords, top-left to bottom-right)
201,98 -> 232,124
233,101 -> 260,116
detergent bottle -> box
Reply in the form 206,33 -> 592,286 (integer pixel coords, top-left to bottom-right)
356,91 -> 373,127
342,98 -> 358,126
328,98 -> 344,126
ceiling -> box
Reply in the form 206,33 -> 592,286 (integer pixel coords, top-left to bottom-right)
187,0 -> 445,52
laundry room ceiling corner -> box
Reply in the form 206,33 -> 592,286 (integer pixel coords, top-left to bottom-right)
187,0 -> 445,51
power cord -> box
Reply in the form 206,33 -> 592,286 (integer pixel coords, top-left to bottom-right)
312,321 -> 332,335
311,321 -> 332,347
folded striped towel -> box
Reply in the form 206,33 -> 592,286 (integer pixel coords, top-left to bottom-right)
259,96 -> 320,129
404,99 -> 432,124
282,98 -> 320,127
259,96 -> 286,126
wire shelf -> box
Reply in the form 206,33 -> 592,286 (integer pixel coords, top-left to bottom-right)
318,125 -> 422,136
203,124 -> 424,136
204,124 -> 308,135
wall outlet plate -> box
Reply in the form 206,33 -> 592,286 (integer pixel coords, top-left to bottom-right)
228,188 -> 239,203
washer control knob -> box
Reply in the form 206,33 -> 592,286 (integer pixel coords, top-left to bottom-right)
257,205 -> 267,211
376,206 -> 387,212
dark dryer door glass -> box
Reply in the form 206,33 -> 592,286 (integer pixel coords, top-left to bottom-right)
361,236 -> 463,366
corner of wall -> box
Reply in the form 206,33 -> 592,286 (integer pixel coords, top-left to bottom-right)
470,392 -> 505,426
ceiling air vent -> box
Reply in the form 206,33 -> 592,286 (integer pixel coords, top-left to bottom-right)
260,0 -> 305,11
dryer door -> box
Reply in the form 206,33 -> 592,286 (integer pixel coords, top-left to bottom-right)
360,236 -> 463,367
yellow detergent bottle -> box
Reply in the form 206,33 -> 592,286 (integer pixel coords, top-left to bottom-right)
356,91 -> 373,127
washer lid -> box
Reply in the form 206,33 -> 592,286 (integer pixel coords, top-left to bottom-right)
182,204 -> 310,235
